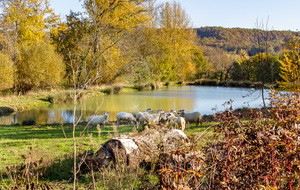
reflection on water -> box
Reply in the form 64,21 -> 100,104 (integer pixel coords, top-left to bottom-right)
0,86 -> 270,125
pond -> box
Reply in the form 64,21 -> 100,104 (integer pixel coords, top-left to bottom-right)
0,86 -> 271,125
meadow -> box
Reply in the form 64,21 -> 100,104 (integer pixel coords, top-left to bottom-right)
0,122 -> 214,189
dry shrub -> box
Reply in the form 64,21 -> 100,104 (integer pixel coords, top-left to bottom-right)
158,90 -> 300,189
203,90 -> 300,189
157,148 -> 205,190
2,146 -> 55,189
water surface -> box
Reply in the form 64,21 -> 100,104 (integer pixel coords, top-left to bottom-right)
0,86 -> 270,125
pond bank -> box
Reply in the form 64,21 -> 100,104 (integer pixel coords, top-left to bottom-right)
0,86 -> 117,114
0,83 -> 170,114
187,79 -> 278,89
0,80 -> 275,115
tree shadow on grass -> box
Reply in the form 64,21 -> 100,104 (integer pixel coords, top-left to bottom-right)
0,123 -> 133,140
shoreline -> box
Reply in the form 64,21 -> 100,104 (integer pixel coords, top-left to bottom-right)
0,80 -> 276,116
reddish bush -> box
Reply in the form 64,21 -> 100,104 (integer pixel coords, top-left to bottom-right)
204,90 -> 300,189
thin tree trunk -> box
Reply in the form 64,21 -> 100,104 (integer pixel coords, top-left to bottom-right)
73,93 -> 77,190
262,85 -> 267,110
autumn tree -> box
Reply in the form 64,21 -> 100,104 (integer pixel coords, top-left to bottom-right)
16,42 -> 64,93
253,19 -> 273,108
54,0 -> 153,87
52,1 -> 154,188
252,52 -> 280,83
0,0 -> 63,93
0,53 -> 14,91
232,50 -> 280,83
53,11 -> 91,86
191,47 -> 208,79
278,36 -> 300,91
148,1 -> 199,81
0,0 -> 60,52
231,50 -> 251,81
201,46 -> 234,80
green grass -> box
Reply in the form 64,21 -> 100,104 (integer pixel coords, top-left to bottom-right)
0,124 -> 136,170
0,122 -> 214,189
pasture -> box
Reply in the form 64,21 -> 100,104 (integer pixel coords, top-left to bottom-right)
0,122 -> 213,189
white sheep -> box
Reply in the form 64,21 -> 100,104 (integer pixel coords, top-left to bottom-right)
116,112 -> 137,128
178,109 -> 202,127
135,108 -> 153,127
166,112 -> 186,131
87,112 -> 109,131
146,110 -> 165,124
159,110 -> 177,124
167,110 -> 177,116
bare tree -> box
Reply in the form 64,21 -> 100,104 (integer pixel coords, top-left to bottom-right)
253,17 -> 273,109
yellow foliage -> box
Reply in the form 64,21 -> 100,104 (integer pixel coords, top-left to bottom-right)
0,53 -> 15,90
2,0 -> 60,43
16,42 -> 64,91
84,0 -> 152,31
278,36 -> 300,91
87,40 -> 127,84
149,1 -> 197,81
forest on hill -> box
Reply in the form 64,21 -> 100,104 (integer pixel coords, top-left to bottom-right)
196,27 -> 296,55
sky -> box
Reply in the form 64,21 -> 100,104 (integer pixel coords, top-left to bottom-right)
50,0 -> 300,31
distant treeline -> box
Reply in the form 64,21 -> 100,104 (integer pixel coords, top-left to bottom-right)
196,27 -> 295,55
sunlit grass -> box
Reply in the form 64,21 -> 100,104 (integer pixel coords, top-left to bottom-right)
0,122 -> 214,188
0,124 -> 136,170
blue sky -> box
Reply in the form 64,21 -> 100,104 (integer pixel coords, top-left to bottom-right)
50,0 -> 300,31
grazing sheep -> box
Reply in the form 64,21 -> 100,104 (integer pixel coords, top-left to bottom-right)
116,112 -> 137,128
147,110 -> 165,124
167,110 -> 177,116
160,110 -> 177,124
158,112 -> 168,124
87,112 -> 109,131
178,109 -> 202,127
166,113 -> 186,131
135,108 -> 153,127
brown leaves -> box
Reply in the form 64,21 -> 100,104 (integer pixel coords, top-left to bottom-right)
204,90 -> 300,189
157,148 -> 205,189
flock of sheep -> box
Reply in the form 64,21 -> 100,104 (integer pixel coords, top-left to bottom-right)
87,109 -> 202,131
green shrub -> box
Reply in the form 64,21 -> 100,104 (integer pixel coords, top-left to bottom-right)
133,84 -> 145,91
102,87 -> 113,95
176,81 -> 184,86
150,82 -> 155,90
47,95 -> 54,103
22,119 -> 36,126
113,86 -> 123,94
240,81 -> 252,88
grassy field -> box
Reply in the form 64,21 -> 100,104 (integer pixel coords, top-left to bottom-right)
0,122 -> 214,189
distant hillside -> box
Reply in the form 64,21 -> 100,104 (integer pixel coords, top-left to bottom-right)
195,27 -> 296,55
